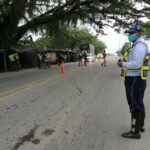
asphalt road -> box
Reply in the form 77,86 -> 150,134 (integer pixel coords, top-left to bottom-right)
0,56 -> 150,150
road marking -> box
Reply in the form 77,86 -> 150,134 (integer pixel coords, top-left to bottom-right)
0,75 -> 59,102
0,69 -> 39,79
0,68 -> 80,102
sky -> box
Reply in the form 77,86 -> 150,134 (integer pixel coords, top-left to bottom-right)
82,24 -> 128,55
99,27 -> 127,55
99,27 -> 150,55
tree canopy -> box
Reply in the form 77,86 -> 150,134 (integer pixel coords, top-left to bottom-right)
30,27 -> 106,54
0,0 -> 150,49
143,21 -> 150,39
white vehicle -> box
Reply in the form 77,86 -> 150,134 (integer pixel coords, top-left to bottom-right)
87,53 -> 95,62
80,43 -> 95,62
86,44 -> 95,62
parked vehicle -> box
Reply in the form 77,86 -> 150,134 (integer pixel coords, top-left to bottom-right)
41,58 -> 51,69
86,53 -> 95,62
80,43 -> 95,63
86,44 -> 95,62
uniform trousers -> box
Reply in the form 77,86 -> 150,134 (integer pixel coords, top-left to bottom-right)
124,76 -> 146,113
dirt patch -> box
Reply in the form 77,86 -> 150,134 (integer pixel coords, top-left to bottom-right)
76,87 -> 83,94
12,125 -> 39,150
41,129 -> 55,136
64,130 -> 69,134
31,139 -> 41,144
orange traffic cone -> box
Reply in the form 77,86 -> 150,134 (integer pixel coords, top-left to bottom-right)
60,60 -> 64,74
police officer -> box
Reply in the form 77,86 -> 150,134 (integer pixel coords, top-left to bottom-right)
9,53 -> 19,71
83,50 -> 87,66
78,52 -> 83,66
117,23 -> 149,139
101,49 -> 107,67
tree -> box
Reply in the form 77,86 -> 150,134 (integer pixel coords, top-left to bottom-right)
32,27 -> 106,54
0,0 -> 150,49
31,37 -> 53,48
118,42 -> 130,56
143,21 -> 150,39
92,39 -> 106,55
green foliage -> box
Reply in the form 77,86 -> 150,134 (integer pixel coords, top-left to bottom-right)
0,0 -> 150,49
32,37 -> 53,48
33,27 -> 106,54
143,21 -> 150,39
117,42 -> 130,57
92,39 -> 106,55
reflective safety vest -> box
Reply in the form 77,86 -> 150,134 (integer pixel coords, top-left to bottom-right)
141,55 -> 149,80
120,48 -> 149,80
13,53 -> 19,60
120,49 -> 129,80
9,53 -> 19,62
9,54 -> 15,62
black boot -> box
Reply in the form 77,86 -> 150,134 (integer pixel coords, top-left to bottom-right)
140,111 -> 145,132
122,112 -> 141,139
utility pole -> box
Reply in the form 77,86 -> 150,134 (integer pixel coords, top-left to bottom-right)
4,51 -> 7,71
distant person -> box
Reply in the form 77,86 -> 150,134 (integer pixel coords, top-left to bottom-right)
37,53 -> 42,69
14,53 -> 19,71
9,53 -> 15,71
101,50 -> 106,67
58,53 -> 64,66
41,53 -> 47,64
78,52 -> 83,66
83,50 -> 87,66
44,57 -> 51,68
9,53 -> 19,71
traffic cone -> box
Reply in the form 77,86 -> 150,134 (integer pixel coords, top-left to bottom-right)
60,60 -> 64,74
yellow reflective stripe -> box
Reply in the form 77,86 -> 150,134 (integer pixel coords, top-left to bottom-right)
123,52 -> 128,61
127,70 -> 140,72
145,55 -> 149,59
120,52 -> 149,80
142,66 -> 149,69
141,73 -> 148,80
120,67 -> 127,80
140,61 -> 149,80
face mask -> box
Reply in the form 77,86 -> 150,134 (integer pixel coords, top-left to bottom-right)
128,34 -> 137,42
